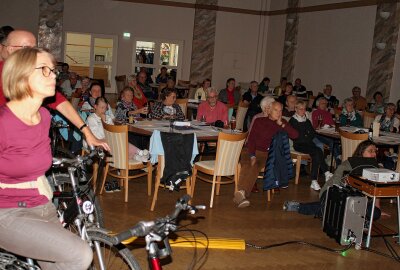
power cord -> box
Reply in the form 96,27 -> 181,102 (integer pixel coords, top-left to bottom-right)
245,240 -> 354,254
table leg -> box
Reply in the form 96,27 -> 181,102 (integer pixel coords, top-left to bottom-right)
366,196 -> 376,248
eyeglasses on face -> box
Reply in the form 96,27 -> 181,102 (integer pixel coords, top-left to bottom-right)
35,66 -> 60,77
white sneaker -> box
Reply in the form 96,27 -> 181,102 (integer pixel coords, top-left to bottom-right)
310,180 -> 321,191
324,171 -> 333,182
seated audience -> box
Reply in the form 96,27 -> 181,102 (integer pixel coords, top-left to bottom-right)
277,82 -> 293,106
293,78 -> 307,98
137,71 -> 157,100
86,97 -> 146,162
197,88 -> 228,124
284,141 -> 383,220
78,76 -> 91,101
311,97 -> 334,129
58,62 -> 70,83
312,96 -> 340,164
312,84 -> 338,109
219,78 -> 240,108
258,77 -> 270,94
374,103 -> 399,132
282,95 -> 297,118
194,78 -> 211,101
339,98 -> 362,127
242,80 -> 263,130
60,72 -> 82,98
247,97 -> 276,138
155,66 -> 168,84
369,91 -> 385,114
115,86 -> 148,122
274,77 -> 287,96
233,101 -> 299,207
81,82 -> 115,119
127,74 -> 148,109
351,86 -> 367,111
150,88 -> 185,120
289,101 -> 333,191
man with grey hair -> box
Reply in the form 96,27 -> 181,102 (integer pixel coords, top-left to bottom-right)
0,29 -> 109,150
196,87 -> 228,124
60,72 -> 82,98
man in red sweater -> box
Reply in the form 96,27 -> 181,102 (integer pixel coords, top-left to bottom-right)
233,102 -> 298,207
0,29 -> 109,150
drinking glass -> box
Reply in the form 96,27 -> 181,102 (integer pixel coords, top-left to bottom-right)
317,115 -> 323,129
230,117 -> 236,133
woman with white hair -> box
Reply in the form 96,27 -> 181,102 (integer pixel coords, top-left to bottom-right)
374,103 -> 399,132
339,98 -> 362,127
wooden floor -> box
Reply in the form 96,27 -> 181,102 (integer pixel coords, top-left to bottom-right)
97,169 -> 400,270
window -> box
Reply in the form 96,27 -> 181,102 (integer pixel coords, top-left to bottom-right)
133,38 -> 183,82
64,32 -> 118,93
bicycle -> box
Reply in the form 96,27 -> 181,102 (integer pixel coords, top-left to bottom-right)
51,147 -> 106,230
86,194 -> 206,270
0,148 -> 105,270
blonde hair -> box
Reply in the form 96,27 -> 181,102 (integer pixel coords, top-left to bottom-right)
2,47 -> 54,101
295,100 -> 306,109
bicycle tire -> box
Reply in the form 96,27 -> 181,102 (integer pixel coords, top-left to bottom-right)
86,228 -> 142,270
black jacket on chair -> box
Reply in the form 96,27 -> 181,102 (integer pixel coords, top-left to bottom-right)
160,132 -> 194,191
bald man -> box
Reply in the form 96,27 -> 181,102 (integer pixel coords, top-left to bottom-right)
0,29 -> 109,150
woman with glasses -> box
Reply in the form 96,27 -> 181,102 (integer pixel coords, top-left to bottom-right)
0,48 -> 92,269
374,103 -> 399,133
150,88 -> 185,120
127,74 -> 148,109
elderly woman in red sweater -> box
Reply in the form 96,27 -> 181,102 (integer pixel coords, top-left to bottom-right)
233,101 -> 299,208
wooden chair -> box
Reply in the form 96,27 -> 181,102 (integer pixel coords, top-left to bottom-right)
176,98 -> 188,119
290,150 -> 312,185
235,101 -> 249,131
191,131 -> 248,208
150,155 -> 191,211
100,122 -> 152,202
363,111 -> 377,129
339,129 -> 368,162
115,75 -> 127,95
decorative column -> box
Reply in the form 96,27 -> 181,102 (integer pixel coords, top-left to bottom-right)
366,2 -> 400,102
280,0 -> 299,81
38,0 -> 64,61
189,0 -> 218,96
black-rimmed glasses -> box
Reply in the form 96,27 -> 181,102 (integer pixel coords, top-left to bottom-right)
35,66 -> 60,77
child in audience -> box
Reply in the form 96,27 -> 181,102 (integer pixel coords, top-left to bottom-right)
86,97 -> 149,163
115,86 -> 148,122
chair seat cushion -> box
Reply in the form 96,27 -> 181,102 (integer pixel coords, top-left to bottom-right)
195,160 -> 215,171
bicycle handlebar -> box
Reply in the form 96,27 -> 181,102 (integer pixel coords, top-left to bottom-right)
52,147 -> 105,167
112,195 -> 205,245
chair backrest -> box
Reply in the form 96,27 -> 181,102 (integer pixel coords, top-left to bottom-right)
70,97 -> 80,110
115,75 -> 127,95
177,80 -> 190,87
176,99 -> 188,119
363,111 -> 376,128
339,129 -> 368,162
102,122 -> 129,170
235,101 -> 249,131
214,131 -> 248,176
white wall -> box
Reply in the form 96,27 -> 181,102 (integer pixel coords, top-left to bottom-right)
295,6 -> 376,102
0,0 -> 39,36
212,11 -> 267,90
264,14 -> 286,87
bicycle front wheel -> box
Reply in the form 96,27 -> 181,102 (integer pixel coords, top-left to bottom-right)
87,228 -> 141,270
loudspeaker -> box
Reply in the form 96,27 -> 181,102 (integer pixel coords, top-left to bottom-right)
323,185 -> 367,247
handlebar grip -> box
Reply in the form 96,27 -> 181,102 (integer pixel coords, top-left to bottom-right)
112,221 -> 155,245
